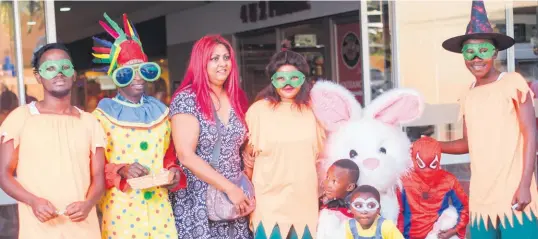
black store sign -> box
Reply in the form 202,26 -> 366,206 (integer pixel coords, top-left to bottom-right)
240,1 -> 311,24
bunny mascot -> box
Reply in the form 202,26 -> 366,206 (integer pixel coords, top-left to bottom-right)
311,80 -> 424,226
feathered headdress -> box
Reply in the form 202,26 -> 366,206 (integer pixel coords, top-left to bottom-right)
92,13 -> 148,75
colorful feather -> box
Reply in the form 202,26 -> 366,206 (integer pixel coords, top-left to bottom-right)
103,13 -> 125,37
92,58 -> 111,64
107,48 -> 121,75
92,66 -> 110,72
91,13 -> 145,77
92,53 -> 110,59
122,14 -> 133,38
92,37 -> 113,48
92,47 -> 111,54
128,19 -> 140,40
99,20 -> 119,39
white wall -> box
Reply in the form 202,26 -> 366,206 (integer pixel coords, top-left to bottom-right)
166,1 -> 359,46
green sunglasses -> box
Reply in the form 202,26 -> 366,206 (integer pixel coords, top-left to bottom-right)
38,59 -> 75,80
461,42 -> 496,61
111,62 -> 161,87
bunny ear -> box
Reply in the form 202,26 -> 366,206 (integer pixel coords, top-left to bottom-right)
310,80 -> 362,132
364,88 -> 424,126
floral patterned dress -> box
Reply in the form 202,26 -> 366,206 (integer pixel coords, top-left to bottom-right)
169,90 -> 252,239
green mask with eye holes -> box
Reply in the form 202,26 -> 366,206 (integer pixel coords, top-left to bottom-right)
271,71 -> 306,89
38,59 -> 75,80
461,42 -> 496,61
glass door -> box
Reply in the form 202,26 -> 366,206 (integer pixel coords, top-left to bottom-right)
236,29 -> 277,103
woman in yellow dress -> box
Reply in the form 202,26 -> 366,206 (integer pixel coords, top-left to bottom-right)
243,50 -> 325,239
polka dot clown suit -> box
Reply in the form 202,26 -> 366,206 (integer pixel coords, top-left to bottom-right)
91,12 -> 186,239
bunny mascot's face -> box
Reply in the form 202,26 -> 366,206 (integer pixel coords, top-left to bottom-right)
311,81 -> 424,194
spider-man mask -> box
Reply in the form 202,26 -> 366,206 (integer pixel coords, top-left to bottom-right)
411,136 -> 442,183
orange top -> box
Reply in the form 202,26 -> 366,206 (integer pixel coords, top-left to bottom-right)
247,100 -> 325,238
460,72 -> 538,229
0,102 -> 105,239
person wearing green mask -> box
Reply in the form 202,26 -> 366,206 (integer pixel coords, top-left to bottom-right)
0,43 -> 106,238
440,1 -> 538,239
243,50 -> 326,239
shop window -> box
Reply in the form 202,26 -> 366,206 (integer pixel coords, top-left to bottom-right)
513,2 -> 538,90
513,2 -> 538,182
367,1 -> 393,100
279,18 -> 331,83
236,29 -> 277,103
0,7 -> 18,233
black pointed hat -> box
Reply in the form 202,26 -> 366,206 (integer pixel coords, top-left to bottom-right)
442,0 -> 515,53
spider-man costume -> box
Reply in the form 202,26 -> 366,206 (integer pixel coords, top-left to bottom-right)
397,137 -> 469,239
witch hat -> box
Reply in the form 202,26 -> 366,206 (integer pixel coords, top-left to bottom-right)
442,0 -> 515,53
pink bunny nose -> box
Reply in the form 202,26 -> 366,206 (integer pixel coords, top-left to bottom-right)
363,158 -> 380,170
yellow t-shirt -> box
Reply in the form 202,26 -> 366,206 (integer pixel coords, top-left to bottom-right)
343,216 -> 404,239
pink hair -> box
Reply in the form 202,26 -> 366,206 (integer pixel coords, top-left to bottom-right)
173,35 -> 248,123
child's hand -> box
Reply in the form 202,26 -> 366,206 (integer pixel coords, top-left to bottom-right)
320,194 -> 329,205
438,228 -> 457,239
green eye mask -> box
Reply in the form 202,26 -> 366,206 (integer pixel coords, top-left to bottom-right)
38,59 -> 75,80
461,42 -> 496,61
271,71 -> 306,89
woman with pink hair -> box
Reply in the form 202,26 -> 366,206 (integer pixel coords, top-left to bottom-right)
169,35 -> 253,238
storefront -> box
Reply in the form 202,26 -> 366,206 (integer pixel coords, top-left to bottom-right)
166,1 -> 372,101
0,0 -> 56,237
167,0 -> 538,195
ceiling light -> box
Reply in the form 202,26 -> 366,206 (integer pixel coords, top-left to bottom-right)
27,21 -> 36,26
60,7 -> 71,12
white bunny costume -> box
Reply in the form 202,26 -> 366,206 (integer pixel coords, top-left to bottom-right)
310,80 -> 424,224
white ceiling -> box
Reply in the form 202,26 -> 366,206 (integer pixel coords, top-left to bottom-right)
54,1 -> 208,43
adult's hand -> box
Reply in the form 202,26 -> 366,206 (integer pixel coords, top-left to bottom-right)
242,151 -> 256,169
512,185 -> 531,211
165,167 -> 182,190
243,150 -> 259,168
118,162 -> 149,179
225,184 -> 253,215
65,201 -> 93,222
30,197 -> 57,223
